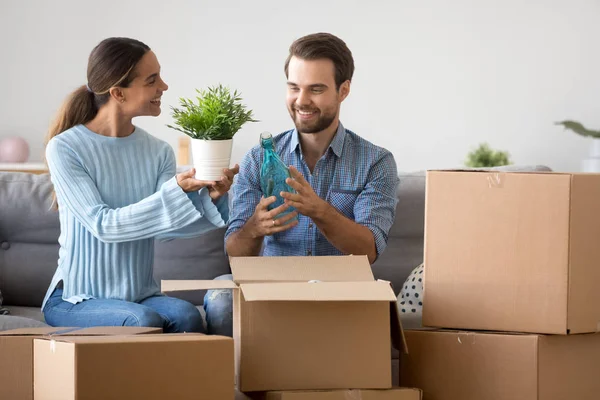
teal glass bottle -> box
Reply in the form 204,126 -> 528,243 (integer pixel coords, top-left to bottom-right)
259,132 -> 297,218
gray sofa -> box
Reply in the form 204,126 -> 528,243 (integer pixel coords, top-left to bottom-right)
0,170 -> 427,330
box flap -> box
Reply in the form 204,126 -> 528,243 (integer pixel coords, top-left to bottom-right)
161,279 -> 238,292
230,255 -> 374,283
239,281 -> 396,302
262,388 -> 422,399
0,327 -> 68,336
391,301 -> 408,354
0,326 -> 162,337
426,169 -> 563,175
53,326 -> 163,336
411,328 -> 537,337
35,333 -> 227,345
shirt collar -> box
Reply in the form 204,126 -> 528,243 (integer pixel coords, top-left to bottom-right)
289,122 -> 346,158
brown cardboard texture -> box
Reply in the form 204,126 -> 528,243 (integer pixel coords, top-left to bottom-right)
254,387 -> 422,400
401,329 -> 600,400
230,255 -> 376,283
423,170 -> 600,334
34,334 -> 234,400
0,326 -> 161,400
162,255 -> 406,392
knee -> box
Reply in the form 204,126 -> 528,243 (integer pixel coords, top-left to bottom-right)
204,274 -> 234,308
203,289 -> 233,337
204,288 -> 233,312
170,302 -> 205,333
124,308 -> 163,328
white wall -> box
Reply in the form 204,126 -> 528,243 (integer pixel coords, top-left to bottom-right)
1,0 -> 599,172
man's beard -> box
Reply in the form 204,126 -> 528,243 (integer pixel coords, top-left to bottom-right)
290,106 -> 337,134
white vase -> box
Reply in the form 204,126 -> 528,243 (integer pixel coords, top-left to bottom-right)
581,139 -> 600,172
190,138 -> 233,181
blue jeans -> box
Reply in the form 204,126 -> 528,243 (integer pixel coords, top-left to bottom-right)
203,274 -> 233,337
43,288 -> 204,333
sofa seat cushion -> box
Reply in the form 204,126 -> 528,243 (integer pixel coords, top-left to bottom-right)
4,306 -> 45,322
0,315 -> 48,331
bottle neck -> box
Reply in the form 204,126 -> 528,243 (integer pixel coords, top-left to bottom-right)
261,138 -> 275,151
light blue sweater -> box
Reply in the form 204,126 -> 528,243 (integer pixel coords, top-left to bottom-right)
42,124 -> 228,310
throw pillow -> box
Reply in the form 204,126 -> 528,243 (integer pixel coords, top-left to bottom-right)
398,263 -> 424,329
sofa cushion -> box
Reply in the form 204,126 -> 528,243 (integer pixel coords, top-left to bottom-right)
0,172 -> 231,307
154,228 -> 231,305
4,306 -> 45,322
372,171 -> 425,294
0,315 -> 48,331
0,173 -> 59,307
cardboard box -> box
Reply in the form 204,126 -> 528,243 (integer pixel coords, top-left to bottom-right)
34,333 -> 234,400
401,329 -> 600,400
163,255 -> 406,392
0,326 -> 161,400
253,388 -> 422,400
423,171 -> 600,334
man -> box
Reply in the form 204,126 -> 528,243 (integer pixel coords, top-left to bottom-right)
204,32 -> 399,336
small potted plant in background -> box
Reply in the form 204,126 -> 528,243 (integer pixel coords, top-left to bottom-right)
167,84 -> 257,180
465,143 -> 512,168
555,120 -> 600,172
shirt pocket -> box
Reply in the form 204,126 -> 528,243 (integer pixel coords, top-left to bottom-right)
328,188 -> 361,220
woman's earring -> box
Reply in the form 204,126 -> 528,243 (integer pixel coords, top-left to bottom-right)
120,99 -> 125,103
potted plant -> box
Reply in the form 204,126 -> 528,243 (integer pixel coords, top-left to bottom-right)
465,143 -> 512,168
167,84 -> 257,180
556,120 -> 600,172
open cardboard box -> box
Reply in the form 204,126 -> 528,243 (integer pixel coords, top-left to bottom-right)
163,255 -> 407,392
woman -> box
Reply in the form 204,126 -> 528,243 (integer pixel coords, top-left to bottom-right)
42,37 -> 237,333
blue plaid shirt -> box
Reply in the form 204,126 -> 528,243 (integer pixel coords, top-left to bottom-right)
225,123 -> 399,260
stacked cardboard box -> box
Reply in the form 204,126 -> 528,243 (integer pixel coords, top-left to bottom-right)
401,170 -> 600,400
1,326 -> 235,400
164,255 -> 422,399
0,326 -> 160,400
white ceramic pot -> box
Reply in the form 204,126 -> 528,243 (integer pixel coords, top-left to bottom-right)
190,138 -> 233,181
581,139 -> 600,172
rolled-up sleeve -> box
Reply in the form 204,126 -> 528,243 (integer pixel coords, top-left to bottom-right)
353,150 -> 399,258
224,146 -> 263,246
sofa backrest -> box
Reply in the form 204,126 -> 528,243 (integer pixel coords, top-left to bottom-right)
1,165 -> 552,307
0,173 -> 59,307
0,171 -> 427,306
372,171 -> 426,294
0,172 -> 233,307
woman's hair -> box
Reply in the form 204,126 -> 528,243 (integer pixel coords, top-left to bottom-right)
46,37 -> 150,145
45,37 -> 150,208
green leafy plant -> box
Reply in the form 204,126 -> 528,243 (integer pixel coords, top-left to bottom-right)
555,120 -> 600,138
465,143 -> 512,168
167,84 -> 257,140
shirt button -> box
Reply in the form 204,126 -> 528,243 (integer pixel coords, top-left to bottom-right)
0,241 -> 10,250
307,250 -> 312,256
309,222 -> 314,228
